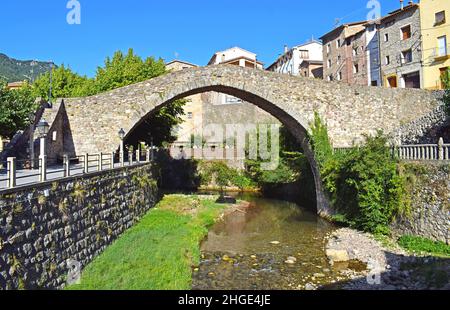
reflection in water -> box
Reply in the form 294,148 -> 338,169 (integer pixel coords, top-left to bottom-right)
192,193 -> 364,290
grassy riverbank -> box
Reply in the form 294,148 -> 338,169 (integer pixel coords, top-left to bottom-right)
67,194 -> 227,290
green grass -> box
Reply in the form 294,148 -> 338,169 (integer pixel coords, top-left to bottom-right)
398,235 -> 450,257
66,194 -> 226,290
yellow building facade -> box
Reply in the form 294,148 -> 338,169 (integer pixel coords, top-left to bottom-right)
420,0 -> 450,89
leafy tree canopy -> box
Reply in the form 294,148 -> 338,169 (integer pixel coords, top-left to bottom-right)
0,80 -> 37,138
28,48 -> 184,146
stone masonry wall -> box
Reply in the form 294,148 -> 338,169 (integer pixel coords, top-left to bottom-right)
391,162 -> 450,244
394,102 -> 450,144
0,163 -> 158,289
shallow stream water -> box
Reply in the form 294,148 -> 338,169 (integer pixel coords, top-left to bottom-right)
192,193 -> 366,290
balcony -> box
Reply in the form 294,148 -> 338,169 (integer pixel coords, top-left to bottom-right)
433,45 -> 450,61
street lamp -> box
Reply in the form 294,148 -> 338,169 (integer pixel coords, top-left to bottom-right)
118,128 -> 125,166
36,119 -> 49,156
36,119 -> 49,182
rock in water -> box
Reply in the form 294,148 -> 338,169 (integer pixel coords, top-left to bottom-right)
326,249 -> 349,263
270,241 -> 280,245
285,257 -> 297,264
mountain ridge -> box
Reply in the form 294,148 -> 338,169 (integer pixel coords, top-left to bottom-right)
0,53 -> 54,83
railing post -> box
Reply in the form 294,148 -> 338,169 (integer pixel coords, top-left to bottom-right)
39,155 -> 47,182
7,157 -> 16,188
99,153 -> 103,171
129,151 -> 133,165
438,137 -> 444,160
63,154 -> 70,177
136,149 -> 140,164
83,153 -> 89,174
146,149 -> 150,162
110,152 -> 115,169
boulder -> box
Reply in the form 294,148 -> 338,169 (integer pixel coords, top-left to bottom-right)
326,249 -> 349,263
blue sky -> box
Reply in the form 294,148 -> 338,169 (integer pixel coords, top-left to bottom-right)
1,0 -> 402,77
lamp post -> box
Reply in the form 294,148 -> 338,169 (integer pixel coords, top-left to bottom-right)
36,119 -> 49,182
118,128 -> 125,167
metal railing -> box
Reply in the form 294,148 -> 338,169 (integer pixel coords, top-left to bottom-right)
333,138 -> 450,162
396,138 -> 449,161
0,148 -> 154,191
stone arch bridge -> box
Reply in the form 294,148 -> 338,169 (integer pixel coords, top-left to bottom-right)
44,65 -> 442,215
59,65 -> 442,154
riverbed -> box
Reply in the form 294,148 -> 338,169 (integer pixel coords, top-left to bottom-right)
192,193 -> 366,290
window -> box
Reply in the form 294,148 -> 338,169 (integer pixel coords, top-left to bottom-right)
327,75 -> 333,81
435,11 -> 446,25
385,55 -> 390,65
337,55 -> 341,64
353,48 -> 358,56
327,59 -> 332,68
52,131 -> 57,142
401,25 -> 411,40
384,33 -> 389,42
401,49 -> 413,64
326,44 -> 331,54
337,39 -> 341,48
353,64 -> 359,74
371,80 -> 378,86
187,112 -> 193,119
338,72 -> 342,81
438,35 -> 447,57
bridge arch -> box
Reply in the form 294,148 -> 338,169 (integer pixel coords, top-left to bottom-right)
124,83 -> 330,216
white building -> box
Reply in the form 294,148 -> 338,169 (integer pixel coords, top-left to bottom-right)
267,40 -> 323,78
208,46 -> 264,69
365,23 -> 382,86
206,47 -> 263,105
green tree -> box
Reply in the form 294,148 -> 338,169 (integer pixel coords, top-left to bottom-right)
95,49 -> 166,92
31,48 -> 185,146
32,65 -> 95,100
0,81 -> 37,138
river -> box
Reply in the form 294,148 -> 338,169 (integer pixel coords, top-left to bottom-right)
192,192 -> 366,290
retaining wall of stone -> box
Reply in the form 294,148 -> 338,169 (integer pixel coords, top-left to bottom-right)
391,162 -> 449,244
0,163 -> 158,289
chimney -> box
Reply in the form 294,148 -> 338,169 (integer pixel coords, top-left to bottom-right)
284,45 -> 289,54
400,0 -> 404,10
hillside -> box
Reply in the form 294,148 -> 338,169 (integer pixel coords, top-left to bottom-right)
0,53 -> 54,83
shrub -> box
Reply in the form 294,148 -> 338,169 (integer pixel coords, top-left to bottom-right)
309,112 -> 410,235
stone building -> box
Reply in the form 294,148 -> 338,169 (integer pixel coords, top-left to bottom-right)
420,0 -> 450,90
320,21 -> 369,85
379,3 -> 422,88
165,60 -> 203,143
267,40 -> 323,79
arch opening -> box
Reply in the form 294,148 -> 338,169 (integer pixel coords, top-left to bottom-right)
123,85 -> 331,216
